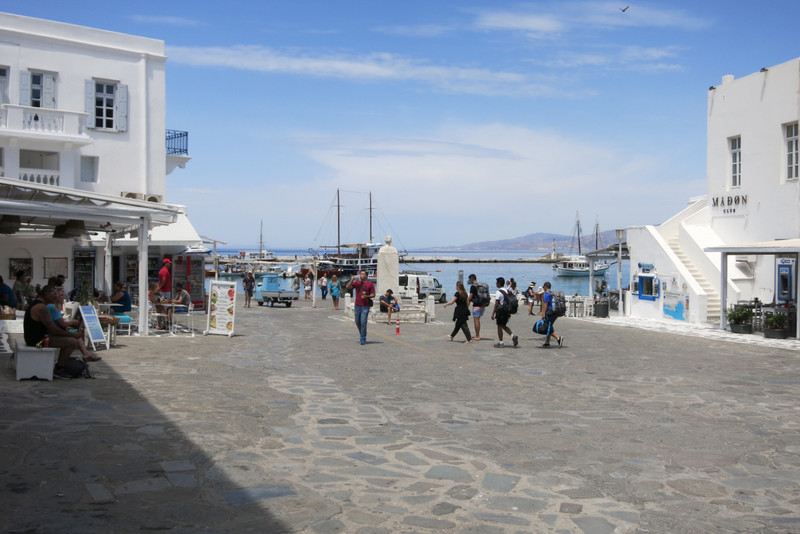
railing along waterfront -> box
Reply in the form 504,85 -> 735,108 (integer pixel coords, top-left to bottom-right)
166,129 -> 189,155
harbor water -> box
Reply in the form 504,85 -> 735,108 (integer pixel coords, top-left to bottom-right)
209,249 -> 630,298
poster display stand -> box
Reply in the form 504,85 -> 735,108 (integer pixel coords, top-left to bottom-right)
205,280 -> 236,337
80,305 -> 110,351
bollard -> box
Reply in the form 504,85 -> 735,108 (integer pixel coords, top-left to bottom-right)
395,317 -> 400,335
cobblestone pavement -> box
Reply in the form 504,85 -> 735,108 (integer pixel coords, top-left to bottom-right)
2,299 -> 800,533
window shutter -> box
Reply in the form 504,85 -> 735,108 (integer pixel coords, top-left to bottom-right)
116,84 -> 128,132
19,71 -> 31,106
0,76 -> 8,105
42,73 -> 56,109
84,80 -> 95,129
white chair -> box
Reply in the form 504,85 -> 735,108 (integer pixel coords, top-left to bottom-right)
173,302 -> 196,336
114,310 -> 134,336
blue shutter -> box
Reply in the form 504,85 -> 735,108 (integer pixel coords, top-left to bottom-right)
116,84 -> 128,132
42,73 -> 56,109
19,71 -> 31,106
85,80 -> 95,129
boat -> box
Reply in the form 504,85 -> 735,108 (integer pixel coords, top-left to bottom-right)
553,214 -> 610,277
207,221 -> 277,277
314,190 -> 385,277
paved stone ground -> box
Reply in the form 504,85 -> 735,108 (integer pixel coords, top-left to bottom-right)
2,299 -> 800,533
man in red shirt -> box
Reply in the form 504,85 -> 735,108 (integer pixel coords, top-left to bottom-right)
158,258 -> 172,300
346,270 -> 375,345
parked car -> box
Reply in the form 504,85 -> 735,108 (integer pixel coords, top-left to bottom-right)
397,272 -> 446,303
255,273 -> 299,307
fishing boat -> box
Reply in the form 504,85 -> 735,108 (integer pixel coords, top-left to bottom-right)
313,190 -> 386,277
207,221 -> 277,277
553,214 -> 610,277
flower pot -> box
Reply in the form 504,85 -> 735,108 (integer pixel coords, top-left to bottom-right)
729,323 -> 752,334
763,328 -> 788,339
594,302 -> 609,318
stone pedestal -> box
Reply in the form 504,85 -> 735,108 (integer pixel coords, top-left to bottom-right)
376,235 -> 399,299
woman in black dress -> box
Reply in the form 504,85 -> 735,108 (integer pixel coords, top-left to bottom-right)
443,281 -> 473,343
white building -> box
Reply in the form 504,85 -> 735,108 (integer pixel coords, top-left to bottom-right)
0,12 -> 202,332
627,56 -> 800,334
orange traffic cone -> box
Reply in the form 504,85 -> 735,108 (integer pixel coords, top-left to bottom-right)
395,318 -> 400,335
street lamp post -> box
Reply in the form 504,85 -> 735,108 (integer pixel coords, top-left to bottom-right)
616,228 -> 625,318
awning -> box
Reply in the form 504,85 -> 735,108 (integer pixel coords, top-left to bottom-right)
0,177 -> 179,233
104,212 -> 202,247
0,177 -> 185,335
705,238 -> 800,338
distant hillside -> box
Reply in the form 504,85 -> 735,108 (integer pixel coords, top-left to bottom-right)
425,230 -> 621,252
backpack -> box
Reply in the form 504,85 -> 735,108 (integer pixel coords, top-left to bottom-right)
63,358 -> 93,379
549,290 -> 567,317
499,289 -> 519,315
474,283 -> 491,307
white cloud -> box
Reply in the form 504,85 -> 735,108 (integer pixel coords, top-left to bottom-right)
177,122 -> 700,248
167,44 -> 572,97
129,15 -> 203,27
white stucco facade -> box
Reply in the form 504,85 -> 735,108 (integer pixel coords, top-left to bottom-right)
628,57 -> 800,325
0,12 -> 199,305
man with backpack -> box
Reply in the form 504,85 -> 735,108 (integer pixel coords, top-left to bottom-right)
491,277 -> 519,348
467,274 -> 490,341
540,281 -> 564,348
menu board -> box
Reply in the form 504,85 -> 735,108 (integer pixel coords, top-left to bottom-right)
80,305 -> 109,350
205,280 -> 236,337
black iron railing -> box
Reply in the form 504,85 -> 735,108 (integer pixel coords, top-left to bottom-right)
166,129 -> 189,155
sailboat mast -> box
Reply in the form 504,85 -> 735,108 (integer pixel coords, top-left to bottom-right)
369,192 -> 374,243
336,189 -> 341,256
576,212 -> 582,256
259,220 -> 263,258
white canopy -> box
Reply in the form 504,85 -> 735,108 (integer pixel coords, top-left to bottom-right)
0,177 -> 183,334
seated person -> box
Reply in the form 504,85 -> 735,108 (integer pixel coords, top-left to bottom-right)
148,281 -> 166,330
167,282 -> 191,324
0,275 -> 17,309
109,281 -> 132,314
45,300 -> 101,362
379,288 -> 400,324
24,285 -> 90,378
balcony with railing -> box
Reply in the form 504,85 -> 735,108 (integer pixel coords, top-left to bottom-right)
0,104 -> 92,146
166,129 -> 191,174
166,129 -> 189,155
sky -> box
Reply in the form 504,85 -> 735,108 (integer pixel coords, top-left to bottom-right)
9,2 -> 800,250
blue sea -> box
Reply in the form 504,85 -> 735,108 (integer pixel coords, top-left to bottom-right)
211,249 -> 630,298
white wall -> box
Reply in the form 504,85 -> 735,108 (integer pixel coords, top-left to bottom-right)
0,12 -> 168,199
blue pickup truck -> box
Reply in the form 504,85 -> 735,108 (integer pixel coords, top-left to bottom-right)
255,273 -> 300,307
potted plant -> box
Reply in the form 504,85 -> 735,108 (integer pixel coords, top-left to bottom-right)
764,313 -> 788,339
727,306 -> 753,334
594,280 -> 609,318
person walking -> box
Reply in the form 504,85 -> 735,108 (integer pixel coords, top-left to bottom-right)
242,271 -> 256,308
319,274 -> 328,300
328,274 -> 342,310
524,282 -> 537,315
540,281 -> 564,348
303,275 -> 312,300
491,277 -> 518,348
467,274 -> 489,341
346,271 -> 375,345
443,281 -> 472,343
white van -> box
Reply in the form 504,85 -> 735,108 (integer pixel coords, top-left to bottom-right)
397,271 -> 446,303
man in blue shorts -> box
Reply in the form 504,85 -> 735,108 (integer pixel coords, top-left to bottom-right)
540,281 -> 564,348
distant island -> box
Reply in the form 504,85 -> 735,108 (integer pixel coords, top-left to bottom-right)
423,230 -> 620,252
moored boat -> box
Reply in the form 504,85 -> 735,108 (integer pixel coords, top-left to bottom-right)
554,213 -> 610,277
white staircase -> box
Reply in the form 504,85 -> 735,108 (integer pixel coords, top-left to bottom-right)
668,238 -> 721,324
